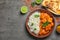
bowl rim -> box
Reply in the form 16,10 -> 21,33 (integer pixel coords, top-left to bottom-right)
56,24 -> 60,33
25,8 -> 55,38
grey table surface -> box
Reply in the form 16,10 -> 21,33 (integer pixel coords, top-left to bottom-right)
0,0 -> 60,40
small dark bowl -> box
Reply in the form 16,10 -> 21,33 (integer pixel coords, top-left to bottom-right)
26,9 -> 55,38
56,24 -> 60,34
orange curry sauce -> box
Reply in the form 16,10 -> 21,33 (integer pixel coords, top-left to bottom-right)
39,12 -> 54,35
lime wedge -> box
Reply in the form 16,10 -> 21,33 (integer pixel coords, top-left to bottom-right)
35,0 -> 42,4
21,6 -> 28,14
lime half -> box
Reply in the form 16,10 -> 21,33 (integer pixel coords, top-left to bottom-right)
21,6 -> 28,13
35,0 -> 42,4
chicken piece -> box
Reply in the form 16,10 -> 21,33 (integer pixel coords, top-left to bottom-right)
48,17 -> 52,22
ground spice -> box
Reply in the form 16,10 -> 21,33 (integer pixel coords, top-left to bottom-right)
25,0 -> 40,12
56,18 -> 60,23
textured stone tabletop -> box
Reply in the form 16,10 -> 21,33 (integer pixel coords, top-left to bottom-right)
0,0 -> 60,40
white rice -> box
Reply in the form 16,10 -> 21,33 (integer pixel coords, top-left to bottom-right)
28,11 -> 40,34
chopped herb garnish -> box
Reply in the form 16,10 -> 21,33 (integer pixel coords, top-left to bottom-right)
31,2 -> 36,7
34,28 -> 37,30
42,21 -> 50,27
31,23 -> 34,26
34,14 -> 39,18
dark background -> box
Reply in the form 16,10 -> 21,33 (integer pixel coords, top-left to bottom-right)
0,0 -> 60,40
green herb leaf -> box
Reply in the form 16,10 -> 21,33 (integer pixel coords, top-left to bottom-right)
34,14 -> 39,18
31,2 -> 36,7
42,21 -> 50,27
34,28 -> 37,30
31,23 -> 34,26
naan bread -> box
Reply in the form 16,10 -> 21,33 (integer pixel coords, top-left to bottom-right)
42,0 -> 60,14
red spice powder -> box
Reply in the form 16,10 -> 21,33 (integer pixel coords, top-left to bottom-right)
25,0 -> 40,12
56,18 -> 60,22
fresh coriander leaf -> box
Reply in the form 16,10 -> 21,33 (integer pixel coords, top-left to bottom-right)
42,21 -> 50,27
31,23 -> 34,26
31,2 -> 36,7
34,28 -> 37,30
34,14 -> 39,18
